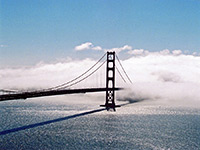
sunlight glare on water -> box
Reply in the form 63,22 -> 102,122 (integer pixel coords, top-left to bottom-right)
0,94 -> 200,150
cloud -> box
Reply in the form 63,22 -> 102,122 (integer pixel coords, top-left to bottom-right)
104,45 -> 132,53
128,49 -> 149,56
192,52 -> 198,56
0,58 -> 106,91
75,42 -> 93,51
75,42 -> 199,60
159,49 -> 170,55
0,45 -> 8,48
117,53 -> 200,106
152,71 -> 181,83
172,50 -> 182,56
127,49 -> 184,57
92,46 -> 102,51
1,47 -> 200,107
75,42 -> 102,51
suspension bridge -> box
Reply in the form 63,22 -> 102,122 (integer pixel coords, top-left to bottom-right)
0,51 -> 132,111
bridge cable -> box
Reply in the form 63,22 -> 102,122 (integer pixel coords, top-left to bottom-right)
43,53 -> 107,91
0,89 -> 19,94
116,54 -> 133,84
58,60 -> 106,89
0,89 -> 17,93
0,53 -> 107,94
116,66 -> 127,83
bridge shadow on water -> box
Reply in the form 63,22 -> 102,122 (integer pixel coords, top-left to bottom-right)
0,100 -> 141,136
0,108 -> 106,136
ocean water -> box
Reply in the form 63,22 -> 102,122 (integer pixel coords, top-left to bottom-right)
0,94 -> 200,150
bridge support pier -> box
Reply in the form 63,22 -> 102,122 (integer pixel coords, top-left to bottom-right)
100,51 -> 120,111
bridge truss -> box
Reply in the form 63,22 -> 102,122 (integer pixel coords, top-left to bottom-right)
0,51 -> 132,111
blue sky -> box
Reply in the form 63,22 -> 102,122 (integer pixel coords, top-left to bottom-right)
0,0 -> 200,66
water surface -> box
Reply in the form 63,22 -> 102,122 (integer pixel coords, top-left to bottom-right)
0,95 -> 200,149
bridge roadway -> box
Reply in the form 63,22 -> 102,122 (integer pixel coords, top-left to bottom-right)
0,88 -> 122,101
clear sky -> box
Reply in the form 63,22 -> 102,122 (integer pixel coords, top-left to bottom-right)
0,0 -> 200,66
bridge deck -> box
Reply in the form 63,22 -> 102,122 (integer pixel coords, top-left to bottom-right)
0,88 -> 122,102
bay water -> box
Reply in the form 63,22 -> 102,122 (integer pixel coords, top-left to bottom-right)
0,94 -> 200,150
